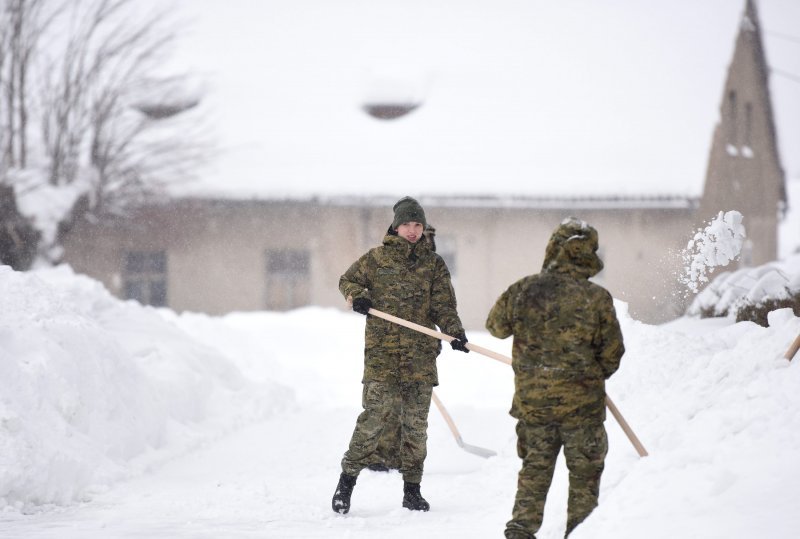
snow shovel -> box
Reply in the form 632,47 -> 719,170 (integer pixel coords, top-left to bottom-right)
431,391 -> 497,458
347,299 -> 496,457
365,306 -> 649,458
784,332 -> 800,361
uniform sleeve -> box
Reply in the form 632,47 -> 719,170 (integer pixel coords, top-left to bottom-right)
339,251 -> 373,302
594,290 -> 625,379
485,283 -> 517,339
429,256 -> 465,337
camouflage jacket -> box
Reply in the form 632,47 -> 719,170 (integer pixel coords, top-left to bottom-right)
340,234 -> 464,385
486,219 -> 625,425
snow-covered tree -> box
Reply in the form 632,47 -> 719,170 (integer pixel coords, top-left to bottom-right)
0,0 -> 206,269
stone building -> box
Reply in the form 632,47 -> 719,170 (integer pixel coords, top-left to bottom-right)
698,0 -> 786,267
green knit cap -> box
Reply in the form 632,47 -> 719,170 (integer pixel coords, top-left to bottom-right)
391,196 -> 427,229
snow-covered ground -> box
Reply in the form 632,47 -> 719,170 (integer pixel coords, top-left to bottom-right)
2,265 -> 800,538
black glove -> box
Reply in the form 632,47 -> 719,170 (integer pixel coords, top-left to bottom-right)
450,333 -> 469,353
352,297 -> 372,315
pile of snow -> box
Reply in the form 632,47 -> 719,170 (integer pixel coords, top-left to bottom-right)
581,306 -> 800,537
0,265 -> 291,510
687,252 -> 800,318
2,265 -> 800,537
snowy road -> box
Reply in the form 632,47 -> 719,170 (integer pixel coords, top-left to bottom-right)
1,406 -> 523,539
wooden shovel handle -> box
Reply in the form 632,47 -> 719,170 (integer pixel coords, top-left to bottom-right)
431,391 -> 463,443
366,306 -> 510,362
364,306 -> 649,458
604,396 -> 649,457
784,333 -> 800,361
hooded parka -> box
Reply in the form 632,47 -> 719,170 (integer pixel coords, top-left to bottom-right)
486,217 -> 625,425
487,218 -> 626,537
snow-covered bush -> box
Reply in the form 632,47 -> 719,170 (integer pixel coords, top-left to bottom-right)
1,0 -> 207,268
686,252 -> 800,325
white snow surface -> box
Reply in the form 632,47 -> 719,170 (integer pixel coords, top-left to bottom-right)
2,265 -> 800,538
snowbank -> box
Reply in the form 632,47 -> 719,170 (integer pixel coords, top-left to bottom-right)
579,309 -> 800,537
687,252 -> 800,317
0,265 -> 291,510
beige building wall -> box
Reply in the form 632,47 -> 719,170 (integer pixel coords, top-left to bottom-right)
62,198 -> 696,329
65,201 -> 379,316
424,203 -> 694,327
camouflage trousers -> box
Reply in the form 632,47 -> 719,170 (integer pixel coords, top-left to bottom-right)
506,420 -> 608,538
341,380 -> 432,483
372,390 -> 402,469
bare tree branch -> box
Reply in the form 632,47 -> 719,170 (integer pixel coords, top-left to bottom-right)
2,0 -> 209,265
1,0 -> 58,169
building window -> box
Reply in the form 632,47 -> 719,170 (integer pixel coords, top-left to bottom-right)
266,249 -> 310,310
123,251 -> 167,306
744,101 -> 753,147
362,103 -> 420,120
435,236 -> 458,279
727,90 -> 738,144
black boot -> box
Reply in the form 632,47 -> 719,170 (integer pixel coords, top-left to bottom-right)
331,473 -> 357,514
402,481 -> 430,511
504,528 -> 536,539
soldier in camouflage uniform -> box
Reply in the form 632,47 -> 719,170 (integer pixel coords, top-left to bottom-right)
486,218 -> 625,538
332,199 -> 469,514
368,224 -> 441,473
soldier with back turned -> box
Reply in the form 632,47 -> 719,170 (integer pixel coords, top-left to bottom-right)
486,217 -> 625,538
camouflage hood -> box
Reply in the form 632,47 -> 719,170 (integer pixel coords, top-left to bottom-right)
542,217 -> 603,279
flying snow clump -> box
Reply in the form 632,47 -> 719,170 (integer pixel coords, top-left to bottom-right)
679,210 -> 746,294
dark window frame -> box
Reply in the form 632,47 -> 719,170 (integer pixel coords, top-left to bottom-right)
122,250 -> 168,307
727,90 -> 738,144
265,248 -> 311,310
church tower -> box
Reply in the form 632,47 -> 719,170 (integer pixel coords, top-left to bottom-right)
698,0 -> 786,267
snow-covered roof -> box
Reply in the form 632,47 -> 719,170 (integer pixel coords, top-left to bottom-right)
161,0 -> 800,200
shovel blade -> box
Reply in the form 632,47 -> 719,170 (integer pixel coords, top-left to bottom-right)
457,438 -> 497,459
